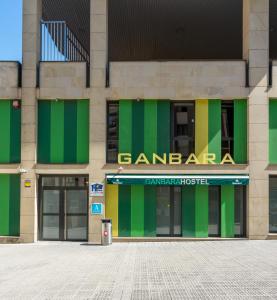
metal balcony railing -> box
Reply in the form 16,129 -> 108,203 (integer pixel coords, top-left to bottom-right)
40,20 -> 90,63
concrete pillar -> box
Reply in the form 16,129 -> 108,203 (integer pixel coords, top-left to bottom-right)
20,0 -> 41,242
244,0 -> 269,239
89,0 -> 107,243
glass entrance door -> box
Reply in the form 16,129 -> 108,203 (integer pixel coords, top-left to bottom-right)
156,187 -> 182,236
40,176 -> 88,241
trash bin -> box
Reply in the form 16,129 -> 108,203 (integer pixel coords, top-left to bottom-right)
101,219 -> 112,246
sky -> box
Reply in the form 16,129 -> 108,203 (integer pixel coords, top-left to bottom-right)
0,0 -> 22,61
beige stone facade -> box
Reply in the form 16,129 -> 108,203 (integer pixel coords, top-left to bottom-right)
0,0 -> 276,242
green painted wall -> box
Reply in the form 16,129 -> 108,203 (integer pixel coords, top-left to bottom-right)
221,186 -> 235,237
0,174 -> 20,236
119,100 -> 170,163
0,100 -> 21,163
37,100 -> 89,164
107,184 -> 238,238
270,99 -> 277,164
234,99 -> 248,164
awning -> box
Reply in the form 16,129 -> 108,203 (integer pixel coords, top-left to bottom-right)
106,174 -> 249,186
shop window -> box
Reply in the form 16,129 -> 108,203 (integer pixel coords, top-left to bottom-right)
269,176 -> 277,233
235,185 -> 246,237
222,102 -> 234,158
107,102 -> 119,163
172,102 -> 195,161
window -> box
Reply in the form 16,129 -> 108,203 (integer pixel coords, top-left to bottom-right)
222,102 -> 234,158
235,186 -> 246,237
270,176 -> 277,233
172,103 -> 195,160
107,102 -> 119,163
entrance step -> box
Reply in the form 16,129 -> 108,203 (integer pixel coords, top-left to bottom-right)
113,237 -> 248,242
0,236 -> 20,244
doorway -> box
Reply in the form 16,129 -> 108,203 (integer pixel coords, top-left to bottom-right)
39,175 -> 89,241
156,186 -> 182,236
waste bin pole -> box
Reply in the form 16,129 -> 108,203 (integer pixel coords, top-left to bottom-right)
101,219 -> 112,245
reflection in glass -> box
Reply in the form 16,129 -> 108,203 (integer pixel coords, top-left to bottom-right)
235,186 -> 246,236
67,190 -> 87,214
107,102 -> 119,163
43,216 -> 59,239
173,103 -> 195,160
67,216 -> 87,240
270,177 -> 277,233
156,187 -> 170,235
209,186 -> 220,237
43,190 -> 60,214
173,187 -> 181,235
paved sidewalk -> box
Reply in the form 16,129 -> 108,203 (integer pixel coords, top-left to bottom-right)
0,241 -> 277,299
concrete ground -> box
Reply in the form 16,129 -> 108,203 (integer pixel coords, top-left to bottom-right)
0,241 -> 277,299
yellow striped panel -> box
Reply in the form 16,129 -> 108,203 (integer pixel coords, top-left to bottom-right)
195,99 -> 209,163
105,184 -> 118,237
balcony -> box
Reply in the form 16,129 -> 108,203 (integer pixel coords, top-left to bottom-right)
39,0 -> 90,94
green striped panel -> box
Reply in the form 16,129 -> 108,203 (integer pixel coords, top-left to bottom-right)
0,101 -> 11,163
9,175 -> 20,236
144,186 -> 156,237
38,101 -> 51,163
38,100 -> 89,164
64,101 -> 77,163
0,174 -> 20,236
50,101 -> 64,163
221,186 -> 235,237
182,185 -> 195,237
144,100 -> 157,160
195,186 -> 209,238
0,101 -> 21,164
157,101 -> 170,156
132,101 -> 144,162
119,100 -> 132,154
10,101 -> 21,163
118,185 -> 131,237
234,100 -> 247,164
131,185 -> 144,236
77,100 -> 89,163
269,99 -> 277,164
208,100 -> 221,163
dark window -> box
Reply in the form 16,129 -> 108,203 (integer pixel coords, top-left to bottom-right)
208,186 -> 221,237
108,0 -> 243,61
235,185 -> 246,237
107,102 -> 119,163
270,176 -> 277,233
222,102 -> 234,158
270,0 -> 277,59
172,103 -> 195,160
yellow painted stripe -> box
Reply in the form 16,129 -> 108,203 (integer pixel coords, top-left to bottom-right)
195,99 -> 209,163
105,185 -> 118,237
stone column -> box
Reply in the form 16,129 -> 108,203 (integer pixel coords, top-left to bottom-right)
20,0 -> 41,243
244,0 -> 269,239
89,0 -> 107,243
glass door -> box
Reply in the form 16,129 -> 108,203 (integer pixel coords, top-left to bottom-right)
39,175 -> 88,241
156,187 -> 182,237
66,190 -> 88,241
42,189 -> 62,240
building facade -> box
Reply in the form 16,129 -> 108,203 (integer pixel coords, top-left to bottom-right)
0,0 -> 277,242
